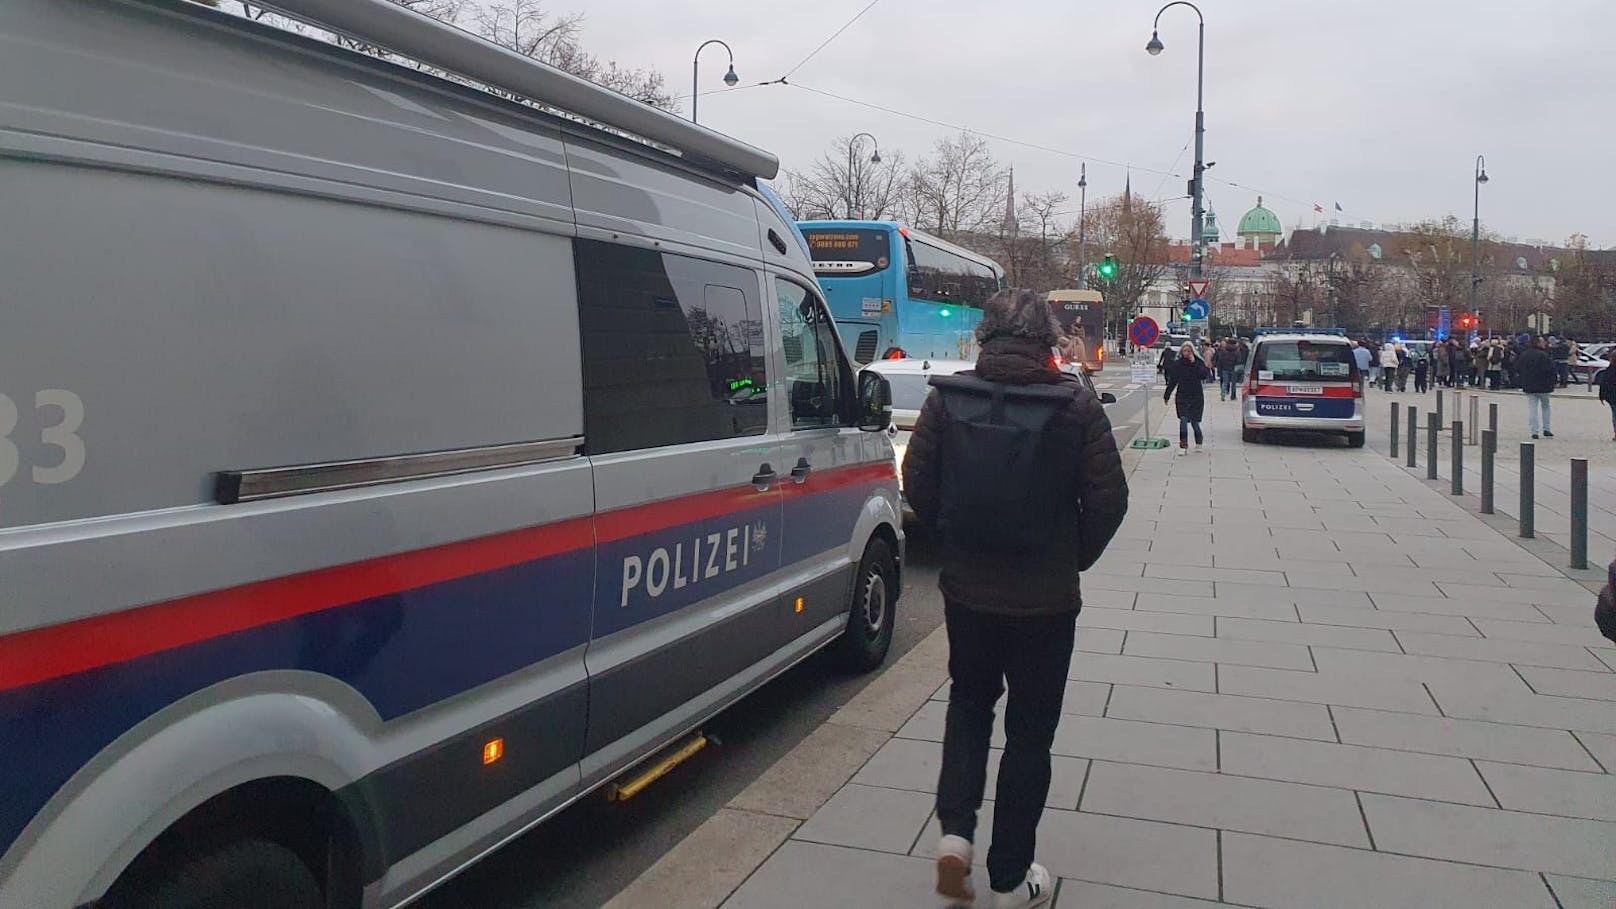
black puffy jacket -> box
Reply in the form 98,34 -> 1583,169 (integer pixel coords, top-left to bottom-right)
1596,556 -> 1616,644
902,336 -> 1129,615
1513,347 -> 1557,395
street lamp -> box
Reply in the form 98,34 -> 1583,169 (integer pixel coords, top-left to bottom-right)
1470,154 -> 1488,333
691,39 -> 737,124
1144,1 -> 1206,280
846,132 -> 881,219
1077,163 -> 1089,289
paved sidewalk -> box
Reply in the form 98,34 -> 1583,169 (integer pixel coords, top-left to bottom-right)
616,409 -> 1616,909
1365,387 -> 1616,569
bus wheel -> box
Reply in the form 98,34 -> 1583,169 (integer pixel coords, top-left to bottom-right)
835,537 -> 896,673
118,839 -> 322,909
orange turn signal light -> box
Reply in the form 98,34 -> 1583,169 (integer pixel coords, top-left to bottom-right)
794,597 -> 805,614
483,738 -> 505,765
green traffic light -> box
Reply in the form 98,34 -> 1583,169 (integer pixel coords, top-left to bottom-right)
1097,255 -> 1118,280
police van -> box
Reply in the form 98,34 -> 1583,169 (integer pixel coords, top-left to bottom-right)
1241,328 -> 1366,447
0,1 -> 903,906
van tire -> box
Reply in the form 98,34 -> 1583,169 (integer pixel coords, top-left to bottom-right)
1242,428 -> 1260,444
118,839 -> 322,909
835,537 -> 896,673
1346,431 -> 1365,448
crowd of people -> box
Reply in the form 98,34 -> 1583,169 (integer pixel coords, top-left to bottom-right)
1350,335 -> 1589,393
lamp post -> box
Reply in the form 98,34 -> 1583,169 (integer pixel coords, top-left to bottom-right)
691,39 -> 738,124
1470,155 -> 1488,333
1145,1 -> 1206,280
1077,163 -> 1089,289
846,132 -> 881,219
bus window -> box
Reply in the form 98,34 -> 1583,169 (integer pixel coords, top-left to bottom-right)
803,228 -> 891,276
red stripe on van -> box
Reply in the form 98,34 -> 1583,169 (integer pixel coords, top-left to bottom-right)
0,462 -> 896,691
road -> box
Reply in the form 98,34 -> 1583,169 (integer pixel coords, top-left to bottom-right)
418,363 -> 1147,908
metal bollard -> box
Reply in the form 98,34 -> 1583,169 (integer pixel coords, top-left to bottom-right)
1451,421 -> 1464,495
1390,402 -> 1401,459
1571,458 -> 1589,570
1519,443 -> 1535,538
1436,389 -> 1444,424
1407,406 -> 1418,468
1469,394 -> 1479,445
1488,401 -> 1498,438
1480,430 -> 1495,514
1427,414 -> 1439,480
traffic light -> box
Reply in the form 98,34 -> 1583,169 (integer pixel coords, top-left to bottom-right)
1097,254 -> 1118,281
1181,301 -> 1193,323
1457,314 -> 1475,330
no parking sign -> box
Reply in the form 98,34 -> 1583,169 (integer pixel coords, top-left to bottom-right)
1129,315 -> 1160,348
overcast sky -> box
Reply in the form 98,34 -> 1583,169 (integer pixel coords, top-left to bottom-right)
565,0 -> 1614,247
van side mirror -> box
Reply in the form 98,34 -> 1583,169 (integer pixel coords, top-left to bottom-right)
1100,392 -> 1118,405
856,370 -> 892,431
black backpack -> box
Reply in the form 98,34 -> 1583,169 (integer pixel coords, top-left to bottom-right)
927,374 -> 1080,554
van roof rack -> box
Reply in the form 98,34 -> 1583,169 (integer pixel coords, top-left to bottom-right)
247,0 -> 779,180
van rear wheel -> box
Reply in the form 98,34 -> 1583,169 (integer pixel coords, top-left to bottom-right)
834,537 -> 896,673
1346,431 -> 1366,448
116,839 -> 322,909
1242,428 -> 1261,443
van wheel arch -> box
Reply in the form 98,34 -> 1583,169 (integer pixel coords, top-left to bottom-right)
101,777 -> 365,909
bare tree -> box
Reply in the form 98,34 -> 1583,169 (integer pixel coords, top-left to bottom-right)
988,190 -> 1070,289
906,132 -> 1007,239
1081,191 -> 1169,337
777,137 -> 908,221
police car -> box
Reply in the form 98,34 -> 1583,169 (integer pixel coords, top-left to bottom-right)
1242,329 -> 1366,447
0,3 -> 905,907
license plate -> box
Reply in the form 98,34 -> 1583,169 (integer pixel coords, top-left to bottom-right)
1288,385 -> 1323,395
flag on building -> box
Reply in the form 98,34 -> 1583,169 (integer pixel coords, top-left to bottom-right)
1334,202 -> 1343,212
1313,203 -> 1324,213
1002,167 -> 1017,231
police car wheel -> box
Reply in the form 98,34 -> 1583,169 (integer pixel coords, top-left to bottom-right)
835,537 -> 896,673
118,839 -> 322,909
1346,431 -> 1366,448
1242,428 -> 1261,444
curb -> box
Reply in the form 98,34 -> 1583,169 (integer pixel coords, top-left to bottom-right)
602,625 -> 952,909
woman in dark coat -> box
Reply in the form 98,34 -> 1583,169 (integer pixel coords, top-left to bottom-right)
1163,341 -> 1208,454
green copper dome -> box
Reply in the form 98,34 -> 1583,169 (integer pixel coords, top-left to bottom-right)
1236,196 -> 1282,238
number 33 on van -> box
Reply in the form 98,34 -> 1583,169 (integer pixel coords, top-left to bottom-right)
0,390 -> 86,487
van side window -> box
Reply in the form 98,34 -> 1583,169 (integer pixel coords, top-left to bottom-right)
776,279 -> 843,430
575,239 -> 769,454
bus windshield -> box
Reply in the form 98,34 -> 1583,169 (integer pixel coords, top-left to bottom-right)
804,228 -> 891,276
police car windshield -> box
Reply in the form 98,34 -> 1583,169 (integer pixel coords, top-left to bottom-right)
1254,341 -> 1355,381
885,374 -> 933,411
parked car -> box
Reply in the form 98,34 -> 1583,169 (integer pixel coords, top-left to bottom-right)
1242,329 -> 1365,447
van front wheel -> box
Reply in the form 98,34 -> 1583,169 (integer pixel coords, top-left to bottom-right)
834,537 -> 896,673
115,839 -> 322,909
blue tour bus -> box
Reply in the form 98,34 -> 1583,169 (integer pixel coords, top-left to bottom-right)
798,221 -> 1004,364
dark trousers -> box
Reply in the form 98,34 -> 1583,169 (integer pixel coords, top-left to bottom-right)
936,602 -> 1076,893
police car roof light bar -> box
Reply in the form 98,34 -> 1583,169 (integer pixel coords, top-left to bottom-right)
247,0 -> 780,180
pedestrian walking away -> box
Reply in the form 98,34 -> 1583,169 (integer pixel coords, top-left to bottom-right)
1379,342 -> 1398,392
1164,341 -> 1210,453
1486,339 -> 1505,390
1595,552 -> 1616,644
902,288 -> 1129,909
1514,336 -> 1556,439
1598,361 -> 1616,441
1352,340 -> 1372,389
1414,354 -> 1429,393
1215,338 -> 1241,402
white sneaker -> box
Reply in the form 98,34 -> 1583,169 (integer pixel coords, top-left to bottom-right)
935,835 -> 974,906
988,863 -> 1054,909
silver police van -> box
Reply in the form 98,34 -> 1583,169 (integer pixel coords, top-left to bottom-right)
0,1 -> 903,906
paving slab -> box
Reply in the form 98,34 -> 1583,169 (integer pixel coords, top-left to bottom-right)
1079,606 -> 1214,637
791,782 -> 935,855
1087,573 -> 1216,598
1216,665 -> 1440,713
1575,731 -> 1616,771
1066,652 -> 1218,692
1080,760 -> 1369,847
1134,591 -> 1301,622
1049,713 -> 1218,771
1143,564 -> 1289,586
1545,875 -> 1616,909
1437,580 -> 1598,607
1220,831 -> 1557,909
850,736 -> 1092,811
1215,615 -> 1402,651
1473,760 -> 1616,822
1393,630 -> 1612,670
1218,730 -> 1495,806
721,840 -> 937,909
1471,617 -> 1616,647
1122,630 -> 1316,671
1076,625 -> 1126,654
1369,591 -> 1557,621
1308,646 -> 1533,690
1517,665 -> 1616,701
1361,793 -> 1616,880
1106,685 -> 1337,740
1331,706 -> 1604,770
1294,603 -> 1482,635
1048,880 -> 1226,908
1424,679 -> 1616,735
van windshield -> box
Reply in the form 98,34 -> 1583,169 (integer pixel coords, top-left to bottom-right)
1254,341 -> 1356,382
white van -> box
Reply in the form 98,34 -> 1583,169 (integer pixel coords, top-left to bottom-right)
0,2 -> 902,907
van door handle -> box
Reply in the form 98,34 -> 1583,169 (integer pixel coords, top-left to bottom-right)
790,458 -> 812,484
752,464 -> 777,491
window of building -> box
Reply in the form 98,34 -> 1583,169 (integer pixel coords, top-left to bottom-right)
775,278 -> 844,430
575,240 -> 768,453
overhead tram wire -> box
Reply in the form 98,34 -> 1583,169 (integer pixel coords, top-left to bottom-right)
776,0 -> 886,83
